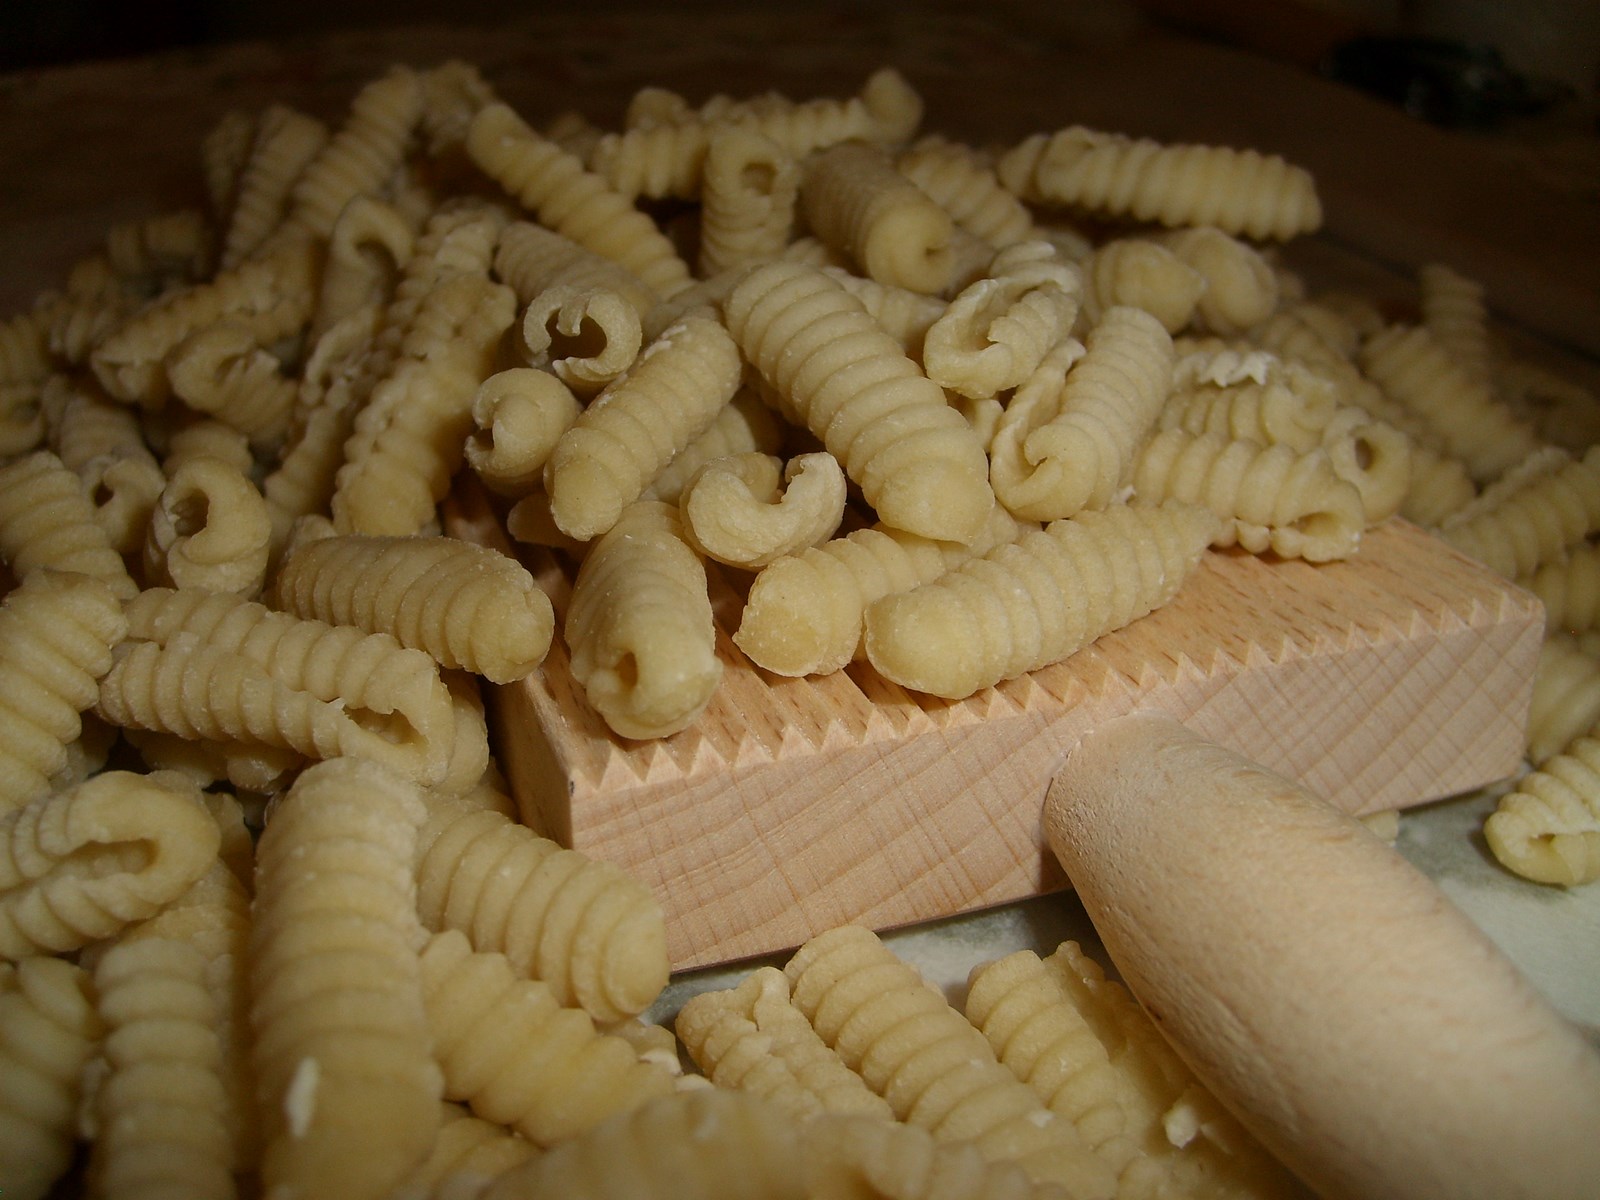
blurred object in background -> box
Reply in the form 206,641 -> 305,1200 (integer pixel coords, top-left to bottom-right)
1321,35 -> 1573,128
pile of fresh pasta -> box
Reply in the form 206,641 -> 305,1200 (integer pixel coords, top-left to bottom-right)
1,55 -> 1598,1199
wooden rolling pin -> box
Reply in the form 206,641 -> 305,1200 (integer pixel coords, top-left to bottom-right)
1044,711 -> 1600,1200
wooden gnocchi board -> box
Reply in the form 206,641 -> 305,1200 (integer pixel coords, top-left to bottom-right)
448,485 -> 1543,971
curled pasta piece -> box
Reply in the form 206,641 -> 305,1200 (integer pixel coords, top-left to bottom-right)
1158,225 -> 1280,335
413,797 -> 669,1023
493,220 -> 657,322
521,283 -> 643,397
272,531 -> 556,683
564,500 -> 722,740
799,140 -> 957,295
218,103 -> 330,270
1162,347 -> 1338,453
43,381 -> 165,557
922,240 -> 1081,399
0,569 -> 128,816
143,454 -> 273,597
1523,633 -> 1600,766
0,956 -> 102,1200
783,924 -> 1117,1195
1077,237 -> 1205,333
1484,737 -> 1600,887
1319,406 -> 1412,525
248,756 -> 441,1200
990,306 -> 1175,522
1132,429 -> 1366,562
697,127 -> 801,277
0,770 -> 219,960
0,449 -> 137,599
725,260 -> 994,544
1438,445 -> 1600,580
464,367 -> 582,497
865,501 -> 1218,699
419,929 -> 676,1145
309,193 -> 416,342
544,312 -> 743,541
997,125 -> 1322,241
1525,542 -> 1600,636
467,101 -> 692,299
896,133 -> 1035,249
642,385 -> 786,506
680,451 -> 847,569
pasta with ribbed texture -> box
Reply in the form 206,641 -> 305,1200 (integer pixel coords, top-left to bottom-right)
521,283 -> 643,397
1162,348 -> 1338,453
679,451 -> 847,569
1417,261 -> 1492,386
143,454 -> 273,596
310,194 -> 416,342
697,128 -> 801,277
1523,633 -> 1600,766
388,1103 -> 540,1200
493,220 -> 657,320
1159,226 -> 1280,335
1524,542 -> 1600,636
818,265 -> 946,357
0,449 -> 137,599
1438,445 -> 1600,579
218,103 -> 329,270
464,367 -> 581,496
639,385 -> 784,506
43,380 -> 166,556
897,133 -> 1035,249
1485,737 -> 1600,887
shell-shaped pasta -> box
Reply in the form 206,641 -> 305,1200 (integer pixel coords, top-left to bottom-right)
0,956 -> 102,1200
680,451 -> 847,569
725,260 -> 994,543
87,935 -> 234,1200
865,501 -> 1218,699
1159,226 -> 1280,334
564,500 -> 722,739
782,925 -> 1116,1195
544,312 -> 743,541
464,367 -> 582,496
897,134 -> 1034,249
675,965 -> 894,1122
218,103 -> 330,269
271,531 -> 555,683
800,141 -> 957,295
697,128 -> 801,277
1132,429 -> 1366,561
0,568 -> 128,816
1525,542 -> 1600,636
1438,445 -> 1600,579
1524,633 -> 1600,766
419,929 -> 676,1145
0,770 -> 219,960
493,220 -> 657,321
990,306 -> 1174,522
480,1087 -> 805,1200
1485,737 -> 1600,886
467,101 -> 692,300
1077,237 -> 1205,333
413,800 -> 669,1023
1417,261 -> 1491,386
249,756 -> 441,1200
735,503 -> 1029,678
0,450 -> 137,599
521,284 -> 643,397
144,454 -> 273,597
1360,324 -> 1542,484
922,240 -> 1080,399
997,126 -> 1322,242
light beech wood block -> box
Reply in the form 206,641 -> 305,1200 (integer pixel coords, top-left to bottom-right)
448,485 -> 1541,970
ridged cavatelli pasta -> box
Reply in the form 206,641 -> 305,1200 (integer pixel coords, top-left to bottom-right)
544,313 -> 743,541
680,451 -> 847,570
1162,348 -> 1338,453
0,569 -> 127,816
44,383 -> 166,556
897,133 -> 1035,249
311,194 -> 417,342
1401,441 -> 1478,528
1438,445 -> 1600,579
419,929 -> 676,1145
1523,633 -> 1600,766
990,306 -> 1174,522
389,1102 -> 540,1200
166,318 -> 298,450
1525,542 -> 1600,636
1417,261 -> 1492,386
467,102 -> 692,299
1159,225 -> 1280,335
200,107 -> 256,217
0,449 -> 137,599
865,501 -> 1217,699
0,956 -> 102,1200
997,126 -> 1322,242
103,208 -> 213,291
0,770 -> 220,960
464,367 -> 582,497
0,379 -> 45,458
249,756 -> 441,1200
697,128 -> 801,276
1132,429 -> 1366,561
1319,406 -> 1412,526
413,800 -> 670,1024
144,454 -> 273,597
492,220 -> 658,320
725,260 -> 994,544
782,925 -> 1117,1196
585,119 -> 711,202
272,531 -> 555,683
87,936 -> 235,1200
675,965 -> 894,1122
818,265 -> 946,358
521,283 -> 643,397
1484,737 -> 1600,886
640,386 -> 785,506
218,103 -> 330,269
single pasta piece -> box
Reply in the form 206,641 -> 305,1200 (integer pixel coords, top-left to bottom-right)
413,797 -> 669,1024
0,569 -> 128,816
996,125 -> 1322,241
1524,542 -> 1600,636
564,499 -> 722,740
419,929 -> 677,1145
43,379 -> 166,556
218,103 -> 330,269
1438,445 -> 1600,580
896,133 -> 1035,249
418,58 -> 499,154
249,756 -> 441,1200
638,267 -> 749,343
1162,347 -> 1339,454
675,965 -> 895,1122
1400,442 -> 1478,528
201,106 -> 257,218
166,317 -> 298,451
1076,237 -> 1206,334
520,283 -> 644,397
734,503 -> 1030,678
271,531 -> 556,684
1132,429 -> 1367,562
143,454 -> 273,597
1159,226 -> 1280,335
163,411 -> 257,479
641,386 -> 785,506
493,220 -> 658,322
989,306 -> 1174,522
87,935 -> 234,1200
819,265 -> 946,359
697,128 -> 801,277
0,770 -> 220,960
0,449 -> 137,599
544,312 -> 743,542
865,500 -> 1218,700
1485,737 -> 1600,886
799,140 -> 957,295
921,240 -> 1081,399
125,727 -> 305,796
0,956 -> 102,1200
307,193 -> 416,342
680,451 -> 847,569
464,367 -> 582,497
1318,406 -> 1412,526
388,1102 -> 540,1200
725,260 -> 994,544
782,924 -> 1117,1196
1417,261 -> 1492,386
1523,633 -> 1600,766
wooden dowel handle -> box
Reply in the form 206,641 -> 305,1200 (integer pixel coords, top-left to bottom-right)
1044,710 -> 1600,1200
